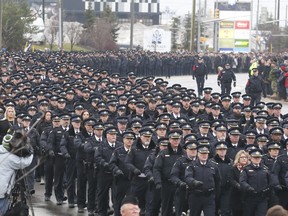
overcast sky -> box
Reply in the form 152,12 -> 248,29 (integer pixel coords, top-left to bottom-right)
160,0 -> 288,27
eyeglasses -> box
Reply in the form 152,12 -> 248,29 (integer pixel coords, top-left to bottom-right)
240,156 -> 248,159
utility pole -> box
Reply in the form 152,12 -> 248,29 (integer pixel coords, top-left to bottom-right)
190,0 -> 196,51
130,0 -> 135,49
42,0 -> 45,24
286,5 -> 288,28
256,0 -> 259,51
58,0 -> 63,50
277,0 -> 280,27
197,0 -> 201,52
0,0 -> 3,50
214,0 -> 219,52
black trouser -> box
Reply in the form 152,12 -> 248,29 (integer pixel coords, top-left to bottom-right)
25,154 -> 37,191
250,92 -> 262,106
216,188 -> 231,216
161,181 -> 176,216
148,184 -> 161,216
114,177 -> 131,216
243,196 -> 268,216
188,192 -> 215,216
76,161 -> 87,208
277,188 -> 288,209
65,158 -> 76,204
130,177 -> 152,214
195,76 -> 205,97
87,165 -> 97,212
44,156 -> 54,198
97,170 -> 114,216
175,187 -> 188,216
54,155 -> 65,201
221,82 -> 232,95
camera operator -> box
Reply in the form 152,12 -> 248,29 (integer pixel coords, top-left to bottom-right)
0,133 -> 33,215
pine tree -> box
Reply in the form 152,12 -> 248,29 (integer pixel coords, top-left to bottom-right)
101,6 -> 120,42
171,16 -> 180,50
84,0 -> 95,29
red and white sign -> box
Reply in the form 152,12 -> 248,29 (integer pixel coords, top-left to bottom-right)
235,21 -> 250,29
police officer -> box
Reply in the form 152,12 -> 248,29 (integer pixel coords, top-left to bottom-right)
22,114 -> 40,194
185,145 -> 221,216
41,115 -> 61,201
95,126 -> 122,216
144,138 -> 169,216
125,128 -> 156,215
272,140 -> 288,209
240,149 -> 271,216
217,63 -> 236,95
74,118 -> 96,213
153,130 -> 185,216
83,122 -> 105,216
109,131 -> 135,216
262,142 -> 281,207
210,141 -> 233,216
192,57 -> 208,97
170,141 -> 198,216
59,115 -> 81,208
47,114 -> 71,205
245,68 -> 266,106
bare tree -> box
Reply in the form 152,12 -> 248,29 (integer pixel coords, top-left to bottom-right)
65,22 -> 83,51
45,16 -> 58,50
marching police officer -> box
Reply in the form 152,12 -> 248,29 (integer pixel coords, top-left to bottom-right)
153,130 -> 185,216
272,140 -> 288,209
210,141 -> 233,216
59,115 -> 81,208
47,114 -> 71,205
109,131 -> 135,216
95,126 -> 122,216
125,128 -> 156,215
217,63 -> 236,95
144,138 -> 169,216
185,145 -> 221,216
170,141 -> 198,216
83,122 -> 105,215
192,57 -> 208,97
240,149 -> 271,216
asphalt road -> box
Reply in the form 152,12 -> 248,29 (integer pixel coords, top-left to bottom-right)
27,73 -> 287,216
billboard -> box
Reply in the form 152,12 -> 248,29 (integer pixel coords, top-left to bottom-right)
143,29 -> 171,52
217,4 -> 251,52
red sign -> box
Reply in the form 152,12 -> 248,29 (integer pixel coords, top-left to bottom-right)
235,21 -> 250,29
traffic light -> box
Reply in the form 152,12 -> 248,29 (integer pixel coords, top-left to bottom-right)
215,9 -> 219,18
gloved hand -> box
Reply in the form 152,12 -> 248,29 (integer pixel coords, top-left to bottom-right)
64,153 -> 71,159
247,186 -> 257,194
233,82 -> 236,87
217,81 -> 221,86
133,169 -> 141,176
48,150 -> 55,157
103,162 -> 110,169
193,180 -> 204,188
235,183 -> 241,190
115,170 -> 124,177
155,183 -> 162,190
179,182 -> 187,190
148,177 -> 154,184
192,76 -> 195,80
205,75 -> 208,80
274,185 -> 283,191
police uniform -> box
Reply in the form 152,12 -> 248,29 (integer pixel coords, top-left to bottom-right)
185,145 -> 221,216
240,149 -> 271,216
170,141 -> 197,216
210,142 -> 233,216
125,128 -> 156,214
109,131 -> 135,216
153,130 -> 185,216
94,127 -> 122,216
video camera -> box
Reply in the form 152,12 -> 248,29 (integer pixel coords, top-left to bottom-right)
3,130 -> 33,157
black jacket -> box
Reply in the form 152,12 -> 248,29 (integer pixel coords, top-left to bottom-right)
153,144 -> 185,185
